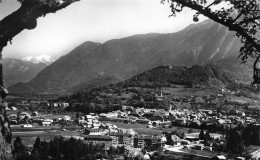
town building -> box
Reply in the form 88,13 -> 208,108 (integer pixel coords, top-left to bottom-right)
133,136 -> 160,148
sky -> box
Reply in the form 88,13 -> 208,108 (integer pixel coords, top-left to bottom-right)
0,0 -> 201,59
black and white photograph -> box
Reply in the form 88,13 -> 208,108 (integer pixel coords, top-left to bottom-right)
0,0 -> 260,159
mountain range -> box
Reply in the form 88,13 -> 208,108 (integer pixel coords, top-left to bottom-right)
8,20 -> 250,95
3,55 -> 55,87
3,58 -> 47,87
22,55 -> 55,65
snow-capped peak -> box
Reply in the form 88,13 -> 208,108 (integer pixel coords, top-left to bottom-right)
22,55 -> 55,65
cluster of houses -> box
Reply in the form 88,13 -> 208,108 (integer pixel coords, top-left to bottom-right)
8,99 -> 259,134
7,108 -> 260,160
78,114 -> 101,129
8,111 -> 72,126
6,93 -> 260,160
98,106 -> 258,132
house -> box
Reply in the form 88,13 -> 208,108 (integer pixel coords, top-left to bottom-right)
109,133 -> 119,145
109,133 -> 133,146
217,119 -> 226,125
78,119 -> 88,125
161,134 -> 167,144
185,136 -> 199,142
19,112 -> 31,119
105,123 -> 117,129
86,119 -> 93,128
63,115 -> 70,121
122,106 -> 133,111
42,119 -> 53,126
198,109 -> 213,115
92,122 -> 101,129
212,155 -> 226,160
106,112 -> 118,118
156,109 -> 169,117
109,128 -> 119,133
85,128 -> 106,135
147,123 -> 154,128
120,128 -> 136,135
22,124 -> 33,128
133,136 -> 160,148
42,121 -> 51,126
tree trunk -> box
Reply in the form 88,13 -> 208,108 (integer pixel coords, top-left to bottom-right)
0,49 -> 12,160
0,1 -> 79,159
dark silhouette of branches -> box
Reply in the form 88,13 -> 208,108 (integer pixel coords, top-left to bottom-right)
0,0 -> 79,159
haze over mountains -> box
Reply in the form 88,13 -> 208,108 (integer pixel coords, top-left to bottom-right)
8,20 -> 249,94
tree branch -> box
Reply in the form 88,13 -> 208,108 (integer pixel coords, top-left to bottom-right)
0,0 -> 80,51
173,0 -> 260,53
0,1 -> 79,159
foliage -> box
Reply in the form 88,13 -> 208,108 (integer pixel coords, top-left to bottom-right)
199,129 -> 204,140
60,63 -> 254,114
12,137 -> 30,160
242,123 -> 260,145
226,129 -> 244,153
204,131 -> 212,143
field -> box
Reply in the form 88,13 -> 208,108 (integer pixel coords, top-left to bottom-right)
162,86 -> 218,97
13,131 -> 53,146
12,130 -> 81,146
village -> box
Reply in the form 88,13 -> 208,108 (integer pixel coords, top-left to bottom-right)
6,89 -> 260,160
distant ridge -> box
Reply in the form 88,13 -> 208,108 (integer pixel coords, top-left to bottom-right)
8,20 -> 245,94
3,58 -> 47,87
125,56 -> 252,89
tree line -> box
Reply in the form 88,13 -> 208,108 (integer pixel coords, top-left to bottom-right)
13,136 -> 127,160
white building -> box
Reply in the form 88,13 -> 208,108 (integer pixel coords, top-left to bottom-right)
63,115 -> 71,121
